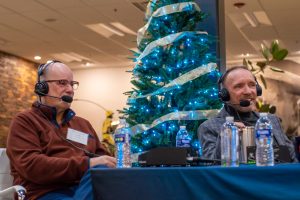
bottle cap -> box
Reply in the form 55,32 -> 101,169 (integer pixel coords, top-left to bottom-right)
225,116 -> 234,122
180,126 -> 186,129
260,112 -> 268,117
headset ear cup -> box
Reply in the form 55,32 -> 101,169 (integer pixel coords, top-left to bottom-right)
34,81 -> 49,96
256,84 -> 262,96
218,88 -> 230,102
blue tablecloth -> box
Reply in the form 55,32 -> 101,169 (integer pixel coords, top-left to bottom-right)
91,164 -> 300,200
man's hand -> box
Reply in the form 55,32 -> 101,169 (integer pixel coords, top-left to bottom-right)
90,155 -> 116,168
234,122 -> 246,131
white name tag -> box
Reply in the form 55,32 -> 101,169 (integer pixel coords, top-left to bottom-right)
67,128 -> 88,145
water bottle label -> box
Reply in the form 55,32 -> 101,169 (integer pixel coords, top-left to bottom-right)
256,129 -> 271,138
177,139 -> 190,147
181,139 -> 191,144
115,134 -> 126,143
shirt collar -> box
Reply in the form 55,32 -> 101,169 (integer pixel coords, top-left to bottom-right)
32,101 -> 76,127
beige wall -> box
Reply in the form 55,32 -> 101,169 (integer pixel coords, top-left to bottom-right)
72,67 -> 132,138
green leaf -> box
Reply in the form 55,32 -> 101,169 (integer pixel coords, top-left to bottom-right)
256,61 -> 266,71
260,104 -> 270,112
159,68 -> 170,83
270,41 -> 279,55
273,49 -> 288,61
131,80 -> 146,90
270,67 -> 284,73
261,46 -> 271,61
260,74 -> 267,89
247,60 -> 255,71
243,58 -> 248,67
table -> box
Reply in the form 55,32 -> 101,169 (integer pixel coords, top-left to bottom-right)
91,164 -> 300,200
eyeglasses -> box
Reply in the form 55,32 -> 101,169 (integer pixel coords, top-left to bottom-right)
45,79 -> 79,90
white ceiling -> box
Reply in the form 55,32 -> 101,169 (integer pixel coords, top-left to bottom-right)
0,0 -> 300,69
225,0 -> 300,65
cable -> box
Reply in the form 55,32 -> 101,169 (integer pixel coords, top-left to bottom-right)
56,132 -> 101,158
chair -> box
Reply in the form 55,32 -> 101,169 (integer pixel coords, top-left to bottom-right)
0,148 -> 26,200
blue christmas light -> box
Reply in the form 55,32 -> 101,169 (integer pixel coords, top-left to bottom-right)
124,1 -> 222,154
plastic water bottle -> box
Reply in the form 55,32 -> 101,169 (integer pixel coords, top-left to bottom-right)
221,116 -> 239,167
176,126 -> 191,147
255,113 -> 274,166
114,119 -> 131,168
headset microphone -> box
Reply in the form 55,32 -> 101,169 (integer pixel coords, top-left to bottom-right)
61,95 -> 73,103
239,100 -> 251,107
47,94 -> 73,103
36,92 -> 73,103
226,100 -> 251,107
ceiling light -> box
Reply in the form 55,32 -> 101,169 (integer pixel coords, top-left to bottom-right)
253,11 -> 272,26
110,22 -> 137,35
34,56 -> 41,60
243,12 -> 258,27
86,23 -> 125,38
240,53 -> 251,58
99,24 -> 124,36
51,52 -> 89,63
82,60 -> 94,67
130,47 -> 140,53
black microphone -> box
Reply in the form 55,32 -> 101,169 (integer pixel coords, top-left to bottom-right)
61,95 -> 73,103
226,100 -> 251,107
239,100 -> 251,107
38,92 -> 73,103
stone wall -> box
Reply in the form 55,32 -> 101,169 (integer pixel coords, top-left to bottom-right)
0,51 -> 37,147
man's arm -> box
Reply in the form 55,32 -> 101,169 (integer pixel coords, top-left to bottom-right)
7,113 -> 89,185
270,114 -> 297,162
197,121 -> 220,160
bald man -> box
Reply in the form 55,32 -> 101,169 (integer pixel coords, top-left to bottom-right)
7,61 -> 116,200
197,66 -> 296,162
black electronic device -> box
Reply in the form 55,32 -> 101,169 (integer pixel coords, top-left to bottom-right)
246,145 -> 292,164
138,147 -> 220,167
34,60 -> 62,96
138,147 -> 189,167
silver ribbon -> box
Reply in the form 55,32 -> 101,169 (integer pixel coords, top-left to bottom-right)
130,109 -> 219,135
129,62 -> 217,100
136,31 -> 207,63
145,0 -> 158,20
138,2 -> 201,46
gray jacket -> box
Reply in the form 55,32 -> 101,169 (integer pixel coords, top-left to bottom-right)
197,107 -> 296,162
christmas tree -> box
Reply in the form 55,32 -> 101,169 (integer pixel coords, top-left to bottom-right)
121,0 -> 222,154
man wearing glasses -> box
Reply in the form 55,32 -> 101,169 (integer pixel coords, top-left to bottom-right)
6,60 -> 116,200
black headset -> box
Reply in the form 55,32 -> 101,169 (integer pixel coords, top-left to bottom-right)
34,60 -> 62,96
218,66 -> 262,102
